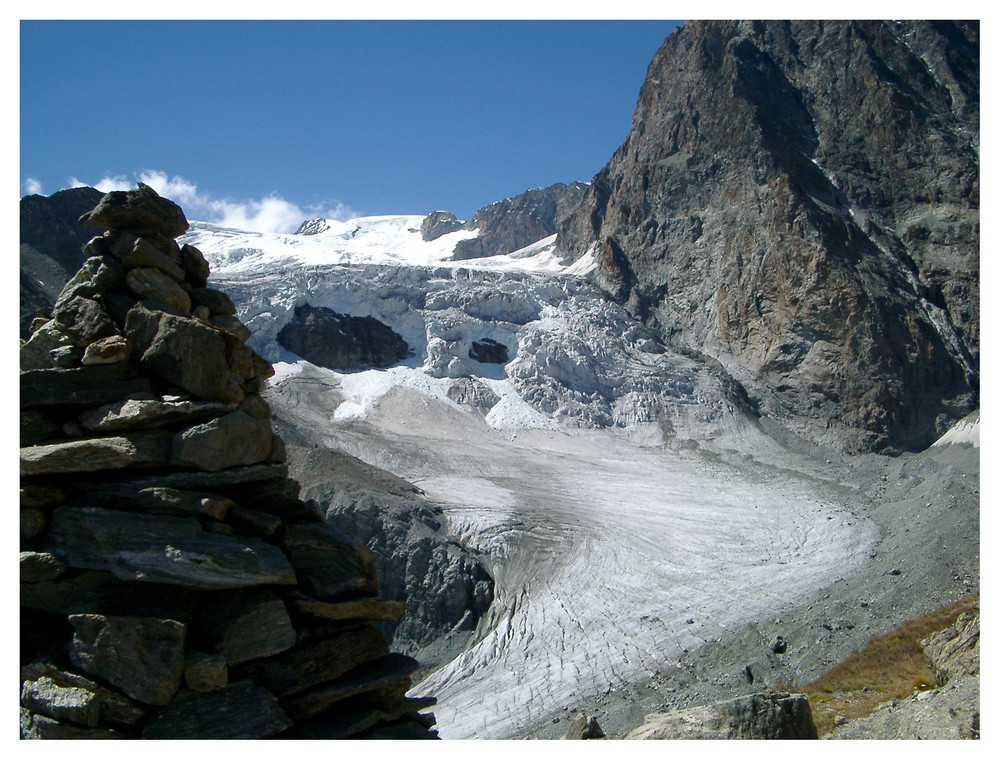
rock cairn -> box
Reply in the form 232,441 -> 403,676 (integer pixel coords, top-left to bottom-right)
19,184 -> 438,739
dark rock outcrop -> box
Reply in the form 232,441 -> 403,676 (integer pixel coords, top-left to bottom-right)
420,211 -> 465,241
453,181 -> 588,260
557,21 -> 979,452
280,443 -> 494,671
468,338 -> 509,364
20,186 -> 107,338
277,304 -> 409,371
20,186 -> 437,740
626,692 -> 818,739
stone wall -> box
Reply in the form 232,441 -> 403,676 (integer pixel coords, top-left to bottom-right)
19,184 -> 438,739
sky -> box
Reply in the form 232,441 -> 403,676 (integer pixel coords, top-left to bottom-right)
20,20 -> 679,233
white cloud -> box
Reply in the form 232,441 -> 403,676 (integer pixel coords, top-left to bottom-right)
66,169 -> 355,234
24,178 -> 43,195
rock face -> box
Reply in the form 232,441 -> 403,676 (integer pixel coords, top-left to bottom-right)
829,612 -> 980,740
277,304 -> 409,371
557,20 -> 979,452
283,444 -> 495,670
626,692 -> 818,739
452,181 -> 588,260
20,187 -> 107,338
20,186 -> 438,740
420,211 -> 465,241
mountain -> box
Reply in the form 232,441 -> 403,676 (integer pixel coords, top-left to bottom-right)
19,187 -> 106,338
557,20 -> 979,453
18,21 -> 979,738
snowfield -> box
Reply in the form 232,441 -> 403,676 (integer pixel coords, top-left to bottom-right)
185,217 -> 889,739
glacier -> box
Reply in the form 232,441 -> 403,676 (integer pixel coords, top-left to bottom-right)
182,215 -> 881,738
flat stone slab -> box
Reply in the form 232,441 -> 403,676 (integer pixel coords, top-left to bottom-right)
288,595 -> 406,623
20,431 -> 173,476
20,570 -> 199,616
233,624 -> 389,698
141,680 -> 291,739
111,533 -> 297,589
78,397 -> 235,432
68,614 -> 187,706
172,411 -> 273,472
282,652 -> 420,721
20,363 -> 154,409
21,661 -> 146,726
281,523 -> 378,600
40,507 -> 202,572
20,708 -> 128,739
73,463 -> 289,493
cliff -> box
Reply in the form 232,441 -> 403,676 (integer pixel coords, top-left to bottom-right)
557,20 -> 979,452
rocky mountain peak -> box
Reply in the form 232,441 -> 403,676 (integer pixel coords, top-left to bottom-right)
451,181 -> 588,260
557,20 -> 979,452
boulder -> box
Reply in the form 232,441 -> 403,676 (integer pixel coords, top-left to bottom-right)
52,294 -> 120,347
20,363 -> 154,409
171,411 -> 274,471
20,675 -> 100,726
19,551 -> 66,583
197,588 -> 297,665
281,523 -> 378,599
21,661 -> 147,725
78,183 -> 188,239
125,267 -> 192,313
20,708 -> 127,739
626,692 -> 818,739
183,651 -> 229,692
67,614 -> 187,706
20,431 -> 173,476
180,243 -> 211,287
563,714 -> 605,739
117,235 -> 186,281
125,303 -> 241,403
232,624 -> 390,698
81,334 -> 132,365
469,337 -> 510,364
78,397 -> 235,433
189,287 -> 237,316
281,653 -> 421,721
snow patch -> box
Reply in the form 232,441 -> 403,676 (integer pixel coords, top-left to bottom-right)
931,411 -> 980,448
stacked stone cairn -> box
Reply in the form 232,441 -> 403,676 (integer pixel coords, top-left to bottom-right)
19,184 -> 438,739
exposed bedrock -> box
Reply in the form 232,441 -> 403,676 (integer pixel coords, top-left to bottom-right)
557,20 -> 979,452
276,304 -> 409,371
451,181 -> 588,260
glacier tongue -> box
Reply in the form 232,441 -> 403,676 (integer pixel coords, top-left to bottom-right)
190,220 -> 878,739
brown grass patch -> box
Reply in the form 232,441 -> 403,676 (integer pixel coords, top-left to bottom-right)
779,595 -> 979,736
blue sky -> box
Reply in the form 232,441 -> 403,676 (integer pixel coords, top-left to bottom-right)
20,20 -> 679,232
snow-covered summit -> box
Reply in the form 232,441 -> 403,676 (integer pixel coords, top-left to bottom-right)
180,214 -> 571,276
